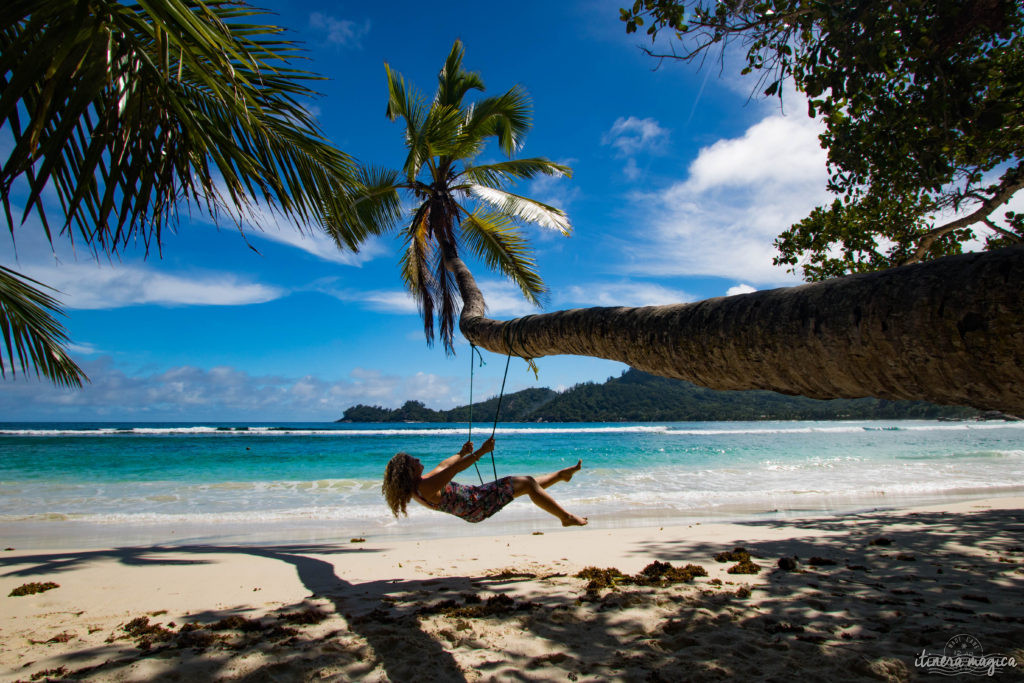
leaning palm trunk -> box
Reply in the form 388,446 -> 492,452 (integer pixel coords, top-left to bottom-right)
446,245 -> 1024,414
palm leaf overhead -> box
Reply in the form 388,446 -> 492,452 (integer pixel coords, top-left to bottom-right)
0,267 -> 84,387
0,0 -> 360,385
327,39 -> 572,352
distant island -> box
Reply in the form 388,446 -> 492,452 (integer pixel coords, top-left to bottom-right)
338,369 -> 981,422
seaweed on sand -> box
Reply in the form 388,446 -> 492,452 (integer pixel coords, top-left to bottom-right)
210,615 -> 266,632
727,558 -> 762,575
575,561 -> 708,598
418,593 -> 537,618
712,547 -> 762,574
278,608 -> 329,625
28,666 -> 67,681
9,581 -> 59,597
634,561 -> 707,585
117,617 -> 175,650
714,547 -> 752,563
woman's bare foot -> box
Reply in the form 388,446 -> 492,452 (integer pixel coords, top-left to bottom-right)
562,514 -> 588,527
560,459 -> 583,483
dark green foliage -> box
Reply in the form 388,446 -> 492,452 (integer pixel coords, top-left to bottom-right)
339,368 -> 978,422
622,0 -> 1024,278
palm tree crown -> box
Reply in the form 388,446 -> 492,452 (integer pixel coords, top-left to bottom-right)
327,39 -> 572,353
1,0 -> 358,386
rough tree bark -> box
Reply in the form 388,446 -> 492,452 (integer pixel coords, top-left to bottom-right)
445,245 -> 1024,414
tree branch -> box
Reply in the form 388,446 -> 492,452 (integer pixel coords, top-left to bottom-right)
983,217 -> 1022,242
903,168 -> 1024,265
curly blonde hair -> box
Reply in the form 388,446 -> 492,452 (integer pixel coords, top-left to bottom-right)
382,452 -> 418,517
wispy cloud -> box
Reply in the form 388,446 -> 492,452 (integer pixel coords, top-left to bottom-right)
314,278 -> 543,318
621,111 -> 828,285
560,281 -> 693,307
602,116 -> 670,180
477,280 -> 543,317
251,222 -> 389,267
602,117 -> 670,157
19,262 -> 283,309
309,12 -> 371,48
0,358 -> 466,419
528,160 -> 580,221
67,342 -> 100,355
210,194 -> 389,267
312,280 -> 417,314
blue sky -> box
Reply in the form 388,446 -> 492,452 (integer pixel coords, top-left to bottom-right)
0,0 -> 839,421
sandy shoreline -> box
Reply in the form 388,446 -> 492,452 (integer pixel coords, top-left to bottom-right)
2,497 -> 1022,681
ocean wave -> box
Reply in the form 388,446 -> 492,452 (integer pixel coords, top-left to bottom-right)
0,425 -> 673,437
0,505 -> 391,525
895,449 -> 1024,460
3,421 -> 1023,438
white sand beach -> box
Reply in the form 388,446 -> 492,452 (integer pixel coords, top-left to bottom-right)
2,497 -> 1022,682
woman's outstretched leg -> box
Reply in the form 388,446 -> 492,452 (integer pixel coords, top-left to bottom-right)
534,459 -> 582,490
511,475 -> 587,527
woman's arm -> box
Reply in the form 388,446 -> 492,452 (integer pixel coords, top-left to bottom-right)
421,438 -> 495,495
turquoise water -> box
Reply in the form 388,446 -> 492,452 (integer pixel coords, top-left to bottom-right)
1,420 -> 1023,544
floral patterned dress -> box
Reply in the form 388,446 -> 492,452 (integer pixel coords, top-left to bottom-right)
436,477 -> 515,523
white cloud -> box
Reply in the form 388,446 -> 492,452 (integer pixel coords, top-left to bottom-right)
316,279 -> 543,318
253,223 -> 388,266
362,290 -> 419,313
309,12 -> 371,48
477,280 -> 541,317
528,163 -> 580,217
314,281 -> 418,314
0,358 -> 465,419
623,111 -> 828,285
19,262 -> 283,309
561,281 -> 693,307
602,116 -> 671,181
726,284 -> 757,297
67,342 -> 100,355
214,197 -> 388,267
684,114 -> 826,193
602,117 -> 670,157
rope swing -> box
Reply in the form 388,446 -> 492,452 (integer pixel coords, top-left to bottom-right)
467,342 -> 513,484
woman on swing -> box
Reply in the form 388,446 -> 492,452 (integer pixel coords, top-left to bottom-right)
383,437 -> 588,526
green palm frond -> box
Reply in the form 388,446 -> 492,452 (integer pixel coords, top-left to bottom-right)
431,238 -> 461,352
460,210 -> 546,306
324,166 -> 403,251
1,0 -> 357,251
0,266 -> 86,388
467,185 -> 572,235
436,39 -> 485,108
460,158 -> 572,190
0,0 -> 363,387
400,208 -> 438,342
459,86 -> 532,156
385,61 -> 431,179
419,103 -> 468,163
